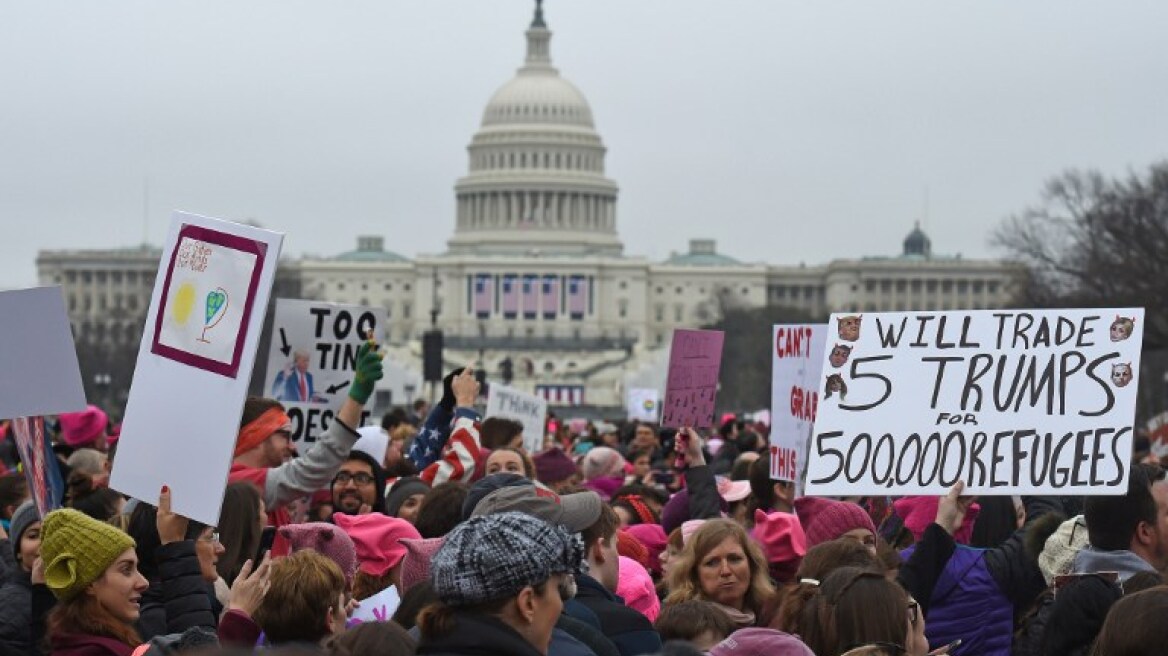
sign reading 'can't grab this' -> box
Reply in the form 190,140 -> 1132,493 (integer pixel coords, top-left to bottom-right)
805,308 -> 1144,496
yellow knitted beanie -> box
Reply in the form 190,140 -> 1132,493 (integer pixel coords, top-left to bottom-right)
40,508 -> 136,601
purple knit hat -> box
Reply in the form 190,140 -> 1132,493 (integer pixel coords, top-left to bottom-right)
533,448 -> 578,485
661,487 -> 730,535
709,628 -> 815,656
793,497 -> 876,548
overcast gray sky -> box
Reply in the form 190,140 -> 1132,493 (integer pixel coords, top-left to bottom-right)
3,0 -> 1167,287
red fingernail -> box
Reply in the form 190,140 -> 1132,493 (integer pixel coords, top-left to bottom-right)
161,485 -> 170,493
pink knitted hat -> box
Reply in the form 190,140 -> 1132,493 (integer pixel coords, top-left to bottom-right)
616,556 -> 660,623
625,523 -> 668,577
333,513 -> 422,577
275,522 -> 359,586
893,496 -> 981,545
398,536 -> 445,593
793,497 -> 876,548
58,406 -> 108,448
751,510 -> 807,583
681,519 -> 707,545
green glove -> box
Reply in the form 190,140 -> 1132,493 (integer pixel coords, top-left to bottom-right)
348,341 -> 384,405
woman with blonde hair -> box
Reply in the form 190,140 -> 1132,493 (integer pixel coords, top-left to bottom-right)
664,518 -> 775,628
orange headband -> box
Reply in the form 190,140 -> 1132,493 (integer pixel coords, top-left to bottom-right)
234,407 -> 290,457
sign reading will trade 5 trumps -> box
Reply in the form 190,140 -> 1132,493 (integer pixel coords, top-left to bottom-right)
805,308 -> 1144,496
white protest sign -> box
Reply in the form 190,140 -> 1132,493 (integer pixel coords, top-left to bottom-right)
111,212 -> 282,525
264,299 -> 385,445
770,325 -> 826,496
352,585 -> 401,623
486,384 -> 548,454
806,309 -> 1144,496
0,287 -> 87,420
627,388 -> 660,423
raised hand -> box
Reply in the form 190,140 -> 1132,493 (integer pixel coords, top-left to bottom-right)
157,485 -> 189,545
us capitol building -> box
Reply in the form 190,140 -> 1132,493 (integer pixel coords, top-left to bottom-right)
37,3 -> 1023,411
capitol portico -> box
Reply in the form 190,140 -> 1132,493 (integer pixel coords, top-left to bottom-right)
37,2 -> 1025,413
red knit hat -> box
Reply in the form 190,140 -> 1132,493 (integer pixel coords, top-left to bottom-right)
750,510 -> 807,583
616,529 -> 651,571
794,497 -> 876,548
58,406 -> 108,448
893,496 -> 981,545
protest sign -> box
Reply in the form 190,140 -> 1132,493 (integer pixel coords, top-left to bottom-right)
11,416 -> 65,516
627,388 -> 660,423
770,324 -> 826,495
662,329 -> 724,429
0,287 -> 87,420
486,384 -> 548,454
112,212 -> 282,525
352,585 -> 401,623
806,309 -> 1144,496
264,299 -> 385,444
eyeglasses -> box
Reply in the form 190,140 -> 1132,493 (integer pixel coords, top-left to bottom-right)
200,531 -> 220,544
907,599 -> 920,625
557,574 -> 577,601
334,472 -> 375,486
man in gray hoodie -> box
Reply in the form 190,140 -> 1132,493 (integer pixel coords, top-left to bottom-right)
1040,463 -> 1168,655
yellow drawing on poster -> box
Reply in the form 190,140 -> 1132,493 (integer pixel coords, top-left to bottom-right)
171,282 -> 197,326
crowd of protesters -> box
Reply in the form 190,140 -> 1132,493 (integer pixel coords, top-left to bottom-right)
3,355 -> 1168,655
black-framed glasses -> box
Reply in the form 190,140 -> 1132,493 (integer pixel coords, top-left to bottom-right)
200,531 -> 220,544
334,472 -> 375,486
907,599 -> 920,625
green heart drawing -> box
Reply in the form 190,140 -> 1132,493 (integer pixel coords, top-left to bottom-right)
205,289 -> 227,325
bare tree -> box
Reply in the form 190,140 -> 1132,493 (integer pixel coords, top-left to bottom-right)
993,162 -> 1168,348
995,162 -> 1168,422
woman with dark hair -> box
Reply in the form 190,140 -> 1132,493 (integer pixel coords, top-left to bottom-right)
414,481 -> 470,539
65,471 -> 124,522
216,482 -> 265,586
0,501 -> 43,655
746,457 -> 794,517
326,620 -> 416,656
784,567 -> 927,656
417,512 -> 583,656
42,508 -> 149,655
123,491 -> 222,639
664,519 -> 775,628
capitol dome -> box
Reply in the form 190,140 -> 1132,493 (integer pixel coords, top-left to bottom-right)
481,74 -> 595,128
448,0 -> 622,257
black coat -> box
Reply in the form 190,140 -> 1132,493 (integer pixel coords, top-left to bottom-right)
135,541 -> 216,641
572,575 -> 661,656
0,569 -> 35,656
417,612 -> 544,656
